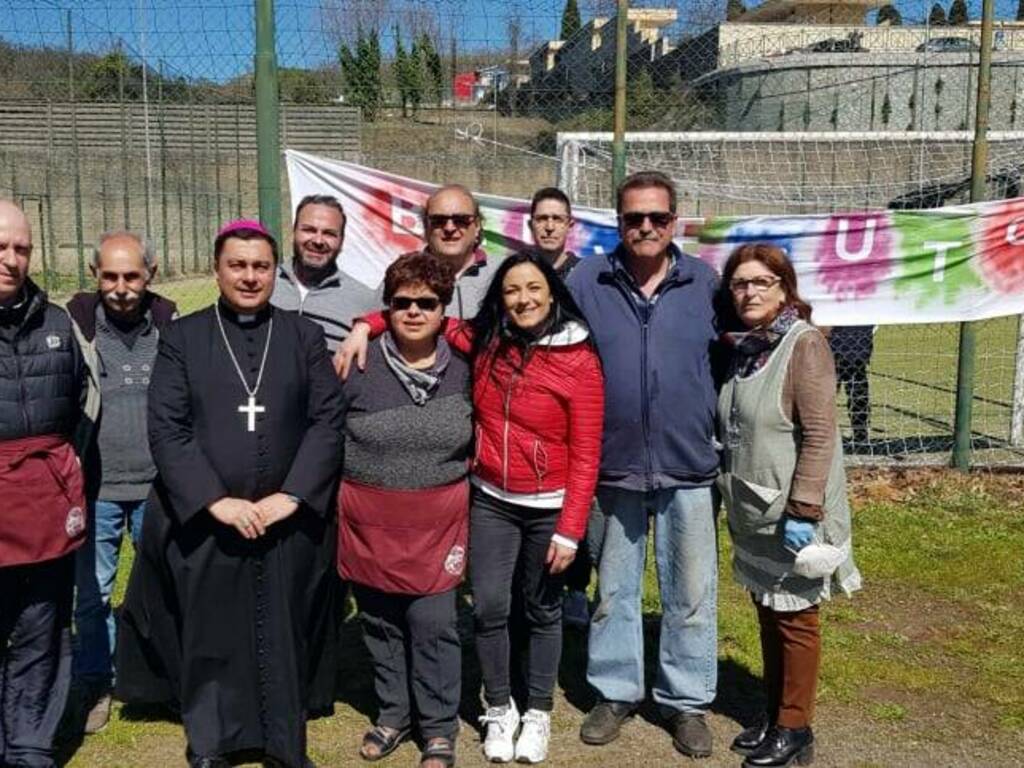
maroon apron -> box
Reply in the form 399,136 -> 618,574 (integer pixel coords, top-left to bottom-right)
0,435 -> 87,567
338,478 -> 469,595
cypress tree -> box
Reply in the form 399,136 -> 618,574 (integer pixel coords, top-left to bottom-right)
877,4 -> 902,25
560,0 -> 582,40
948,0 -> 968,25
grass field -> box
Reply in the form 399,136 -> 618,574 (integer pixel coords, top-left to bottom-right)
61,470 -> 1024,768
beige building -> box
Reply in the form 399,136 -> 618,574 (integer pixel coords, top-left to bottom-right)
527,8 -> 678,115
705,0 -> 1024,70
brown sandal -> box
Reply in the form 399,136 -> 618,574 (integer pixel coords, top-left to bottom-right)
359,725 -> 408,761
419,736 -> 455,767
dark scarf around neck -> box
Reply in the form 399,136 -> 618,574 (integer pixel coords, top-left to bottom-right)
726,305 -> 801,378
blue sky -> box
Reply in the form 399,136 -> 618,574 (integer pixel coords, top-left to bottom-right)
4,0 -> 1021,83
4,1 -> 575,81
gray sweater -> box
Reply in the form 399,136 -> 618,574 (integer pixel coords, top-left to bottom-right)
341,340 -> 472,490
94,305 -> 159,500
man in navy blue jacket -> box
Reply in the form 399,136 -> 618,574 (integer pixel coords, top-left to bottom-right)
567,172 -> 721,759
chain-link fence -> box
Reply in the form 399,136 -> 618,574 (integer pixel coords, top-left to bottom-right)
1,0 -> 1022,468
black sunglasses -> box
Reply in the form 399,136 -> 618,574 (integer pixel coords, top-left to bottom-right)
390,295 -> 441,311
427,214 -> 477,230
620,211 -> 674,229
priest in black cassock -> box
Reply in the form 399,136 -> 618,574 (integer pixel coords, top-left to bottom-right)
116,220 -> 345,768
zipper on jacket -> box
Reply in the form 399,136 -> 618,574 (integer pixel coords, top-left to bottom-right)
501,365 -> 523,491
12,315 -> 35,435
13,338 -> 30,434
639,307 -> 653,491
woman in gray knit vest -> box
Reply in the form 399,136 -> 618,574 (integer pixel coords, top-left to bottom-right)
717,244 -> 861,768
337,253 -> 472,768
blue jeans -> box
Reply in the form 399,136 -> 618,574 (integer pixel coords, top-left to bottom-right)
587,486 -> 718,714
72,499 -> 146,686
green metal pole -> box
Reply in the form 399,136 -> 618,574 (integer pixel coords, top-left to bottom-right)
952,0 -> 995,471
610,0 -> 629,205
189,106 -> 199,272
235,104 -> 243,218
177,179 -> 186,274
120,56 -> 130,229
159,63 -> 170,276
254,0 -> 281,244
67,10 -> 86,290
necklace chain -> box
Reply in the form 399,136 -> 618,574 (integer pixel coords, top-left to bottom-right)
215,303 -> 273,398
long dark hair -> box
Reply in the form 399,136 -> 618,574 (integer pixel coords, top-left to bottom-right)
469,250 -> 591,361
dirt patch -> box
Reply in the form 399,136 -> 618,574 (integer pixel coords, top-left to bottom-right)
848,584 -> 975,643
847,466 -> 1024,506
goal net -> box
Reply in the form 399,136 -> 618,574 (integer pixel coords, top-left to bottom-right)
555,130 -> 1024,469
556,131 -> 1024,215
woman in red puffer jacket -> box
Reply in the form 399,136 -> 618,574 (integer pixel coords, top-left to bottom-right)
344,250 -> 603,764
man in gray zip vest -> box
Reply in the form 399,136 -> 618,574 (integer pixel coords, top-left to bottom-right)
271,195 -> 382,351
65,231 -> 176,737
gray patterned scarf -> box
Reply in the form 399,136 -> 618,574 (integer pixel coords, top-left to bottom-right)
380,332 -> 451,406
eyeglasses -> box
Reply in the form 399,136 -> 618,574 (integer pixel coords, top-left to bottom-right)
390,295 -> 442,312
728,276 -> 782,294
532,214 -> 570,226
620,211 -> 675,230
427,214 -> 477,230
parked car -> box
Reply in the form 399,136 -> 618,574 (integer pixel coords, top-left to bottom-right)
804,36 -> 867,53
916,37 -> 980,53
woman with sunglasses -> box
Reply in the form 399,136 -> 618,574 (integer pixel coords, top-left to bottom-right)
341,251 -> 604,764
717,244 -> 860,768
337,252 -> 472,768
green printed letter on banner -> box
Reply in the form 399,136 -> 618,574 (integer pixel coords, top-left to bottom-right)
892,212 -> 980,306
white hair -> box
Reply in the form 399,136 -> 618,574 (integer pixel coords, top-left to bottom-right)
92,230 -> 156,273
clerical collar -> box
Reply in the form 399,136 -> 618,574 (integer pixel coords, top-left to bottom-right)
217,298 -> 272,326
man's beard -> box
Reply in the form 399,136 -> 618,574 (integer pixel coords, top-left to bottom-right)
293,245 -> 339,285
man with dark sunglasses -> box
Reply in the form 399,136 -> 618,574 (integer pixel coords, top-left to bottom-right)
566,171 -> 722,759
418,184 -> 504,320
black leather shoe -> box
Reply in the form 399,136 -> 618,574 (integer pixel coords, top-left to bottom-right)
579,700 -> 637,745
667,711 -> 712,758
743,726 -> 814,767
731,714 -> 772,756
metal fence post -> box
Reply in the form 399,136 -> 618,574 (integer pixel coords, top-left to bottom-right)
159,63 -> 170,275
952,0 -> 995,471
254,0 -> 281,244
67,10 -> 86,290
611,0 -> 629,204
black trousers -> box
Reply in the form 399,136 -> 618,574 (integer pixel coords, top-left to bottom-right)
470,493 -> 565,712
0,555 -> 74,768
353,585 -> 460,741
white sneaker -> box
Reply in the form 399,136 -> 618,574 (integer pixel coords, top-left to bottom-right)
562,590 -> 589,628
480,699 -> 519,762
514,709 -> 551,764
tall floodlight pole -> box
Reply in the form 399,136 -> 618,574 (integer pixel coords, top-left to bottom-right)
952,0 -> 995,471
611,0 -> 629,204
255,0 -> 282,245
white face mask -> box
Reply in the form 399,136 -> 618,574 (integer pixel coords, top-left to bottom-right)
791,543 -> 847,580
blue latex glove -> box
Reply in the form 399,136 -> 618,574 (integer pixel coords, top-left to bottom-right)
782,517 -> 815,553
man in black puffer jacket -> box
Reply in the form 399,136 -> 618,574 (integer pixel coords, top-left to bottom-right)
0,199 -> 94,768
